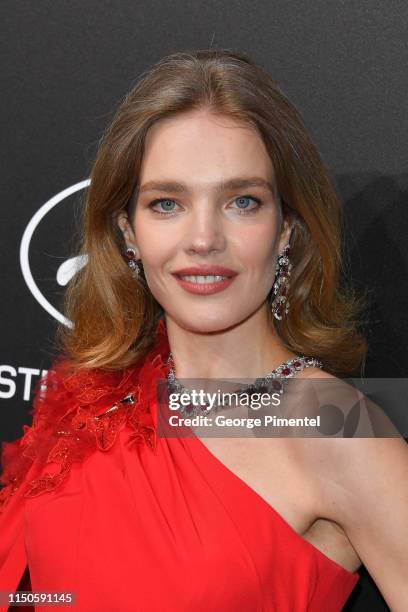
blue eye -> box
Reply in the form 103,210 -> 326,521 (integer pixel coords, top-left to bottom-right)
149,199 -> 178,214
233,196 -> 262,214
236,196 -> 252,209
148,195 -> 262,216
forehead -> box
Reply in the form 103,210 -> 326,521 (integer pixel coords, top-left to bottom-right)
139,110 -> 275,187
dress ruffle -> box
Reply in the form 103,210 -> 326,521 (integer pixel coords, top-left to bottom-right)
0,319 -> 171,511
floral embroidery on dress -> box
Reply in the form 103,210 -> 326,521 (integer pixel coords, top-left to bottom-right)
0,320 -> 171,512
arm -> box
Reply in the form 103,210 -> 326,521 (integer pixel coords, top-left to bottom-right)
315,436 -> 408,611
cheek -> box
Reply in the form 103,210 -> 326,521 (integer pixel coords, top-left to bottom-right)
134,231 -> 172,292
234,227 -> 278,271
133,217 -> 166,264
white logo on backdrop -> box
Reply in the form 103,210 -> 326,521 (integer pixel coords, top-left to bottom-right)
0,366 -> 48,401
19,180 -> 90,328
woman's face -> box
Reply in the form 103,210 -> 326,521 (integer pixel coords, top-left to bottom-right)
119,109 -> 291,333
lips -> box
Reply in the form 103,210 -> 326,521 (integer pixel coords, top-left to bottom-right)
171,265 -> 238,295
172,265 -> 237,277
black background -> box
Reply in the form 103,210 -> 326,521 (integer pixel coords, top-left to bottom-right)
2,2 -> 408,609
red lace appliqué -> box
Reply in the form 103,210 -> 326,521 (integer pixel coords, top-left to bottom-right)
0,322 -> 171,512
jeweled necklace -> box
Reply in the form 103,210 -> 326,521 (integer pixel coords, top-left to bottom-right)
165,352 -> 323,417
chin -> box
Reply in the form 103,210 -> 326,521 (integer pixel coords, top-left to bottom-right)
167,309 -> 251,335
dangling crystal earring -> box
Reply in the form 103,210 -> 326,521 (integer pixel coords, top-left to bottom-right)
271,245 -> 292,320
123,247 -> 141,276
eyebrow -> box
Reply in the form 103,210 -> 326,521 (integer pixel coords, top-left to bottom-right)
138,177 -> 276,195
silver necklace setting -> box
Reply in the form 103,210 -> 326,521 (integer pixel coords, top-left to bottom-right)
165,353 -> 323,418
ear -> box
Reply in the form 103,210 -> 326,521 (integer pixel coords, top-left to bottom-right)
277,216 -> 293,254
117,211 -> 141,258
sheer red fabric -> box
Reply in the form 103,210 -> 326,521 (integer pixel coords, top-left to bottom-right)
0,319 -> 359,611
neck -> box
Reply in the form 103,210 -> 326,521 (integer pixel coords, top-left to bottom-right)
163,306 -> 297,380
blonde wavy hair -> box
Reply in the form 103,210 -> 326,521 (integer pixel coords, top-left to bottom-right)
58,48 -> 368,376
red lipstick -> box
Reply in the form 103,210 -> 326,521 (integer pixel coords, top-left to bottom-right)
173,265 -> 237,276
171,265 -> 238,295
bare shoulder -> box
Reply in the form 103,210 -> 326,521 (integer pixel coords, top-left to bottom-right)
283,367 -> 408,605
306,434 -> 408,513
292,372 -> 408,604
291,366 -> 405,480
285,366 -> 406,519
302,433 -> 408,608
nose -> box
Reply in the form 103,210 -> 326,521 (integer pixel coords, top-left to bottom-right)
184,202 -> 226,256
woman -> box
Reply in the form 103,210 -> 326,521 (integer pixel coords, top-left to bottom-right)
1,49 -> 407,611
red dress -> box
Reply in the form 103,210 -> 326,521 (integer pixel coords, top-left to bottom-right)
0,320 -> 359,611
